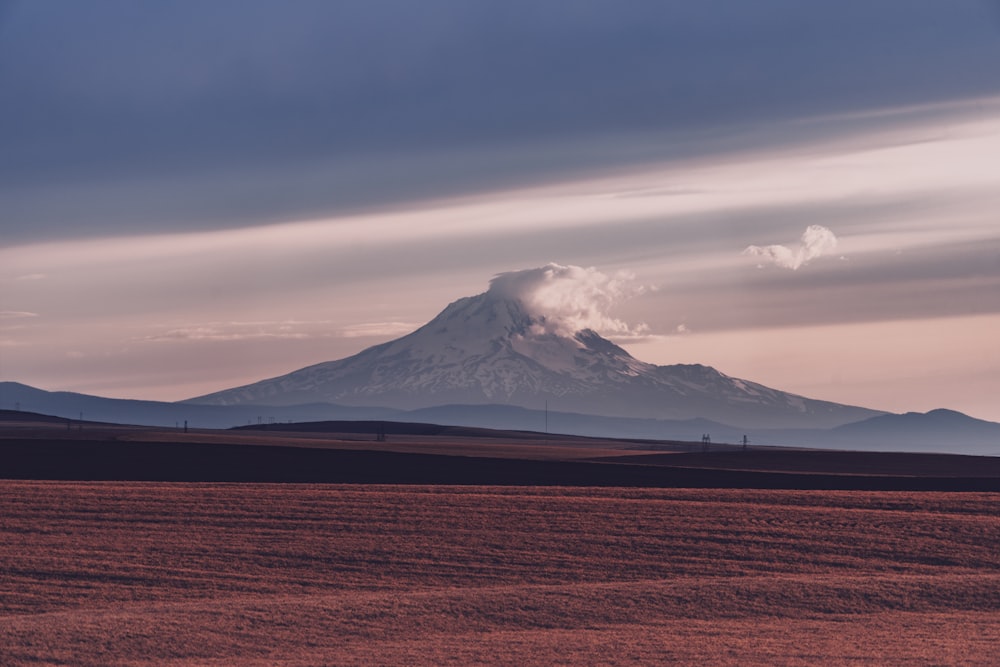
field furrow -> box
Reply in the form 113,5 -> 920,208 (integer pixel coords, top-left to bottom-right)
1,482 -> 997,665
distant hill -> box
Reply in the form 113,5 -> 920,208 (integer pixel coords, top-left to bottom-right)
403,403 -> 741,442
0,381 -> 743,440
232,419 -> 561,440
0,381 -> 398,429
830,409 -> 1000,450
0,408 -> 78,424
2,382 -> 997,455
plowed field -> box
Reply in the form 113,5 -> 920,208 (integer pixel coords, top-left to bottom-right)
1,482 -> 998,665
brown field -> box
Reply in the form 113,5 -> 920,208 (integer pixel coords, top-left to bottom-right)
2,481 -> 998,666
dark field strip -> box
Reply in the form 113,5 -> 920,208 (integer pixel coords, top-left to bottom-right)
597,448 -> 1000,477
3,438 -> 1000,490
1,482 -> 998,665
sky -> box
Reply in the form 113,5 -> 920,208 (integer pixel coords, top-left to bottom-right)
2,1 -> 999,421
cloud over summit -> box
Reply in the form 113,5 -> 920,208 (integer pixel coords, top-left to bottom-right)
488,263 -> 648,338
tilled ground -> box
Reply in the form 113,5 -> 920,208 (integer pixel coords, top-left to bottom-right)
1,482 -> 998,666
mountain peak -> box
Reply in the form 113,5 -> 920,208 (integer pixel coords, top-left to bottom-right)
187,283 -> 883,429
426,292 -> 537,339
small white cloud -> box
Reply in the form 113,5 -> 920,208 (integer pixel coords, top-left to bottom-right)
744,225 -> 839,270
0,311 -> 39,319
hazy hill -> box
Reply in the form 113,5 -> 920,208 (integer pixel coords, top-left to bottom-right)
828,409 -> 1000,451
0,381 -> 398,429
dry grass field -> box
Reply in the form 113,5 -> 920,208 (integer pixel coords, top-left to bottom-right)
2,481 -> 998,665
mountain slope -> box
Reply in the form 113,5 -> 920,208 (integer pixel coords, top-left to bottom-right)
188,291 -> 882,429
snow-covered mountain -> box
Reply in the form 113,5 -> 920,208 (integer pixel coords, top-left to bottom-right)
187,290 -> 883,429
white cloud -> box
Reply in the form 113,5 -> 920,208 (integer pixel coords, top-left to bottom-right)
487,263 -> 649,337
744,225 -> 839,270
140,318 -> 422,343
143,324 -> 311,343
0,311 -> 39,319
336,321 -> 421,338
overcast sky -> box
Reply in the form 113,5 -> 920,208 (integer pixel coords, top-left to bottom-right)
2,1 -> 999,421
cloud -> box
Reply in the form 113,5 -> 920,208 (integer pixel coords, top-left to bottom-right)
5,2 -> 1000,244
744,225 -> 839,270
0,310 -> 39,319
487,263 -> 649,337
337,322 -> 421,338
142,323 -> 311,343
141,318 -> 422,343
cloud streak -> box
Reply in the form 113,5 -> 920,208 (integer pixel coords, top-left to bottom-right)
142,322 -> 315,343
336,322 -> 422,338
139,319 -> 424,343
744,225 -> 839,270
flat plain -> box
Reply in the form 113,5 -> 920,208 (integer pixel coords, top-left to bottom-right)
2,481 -> 999,666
